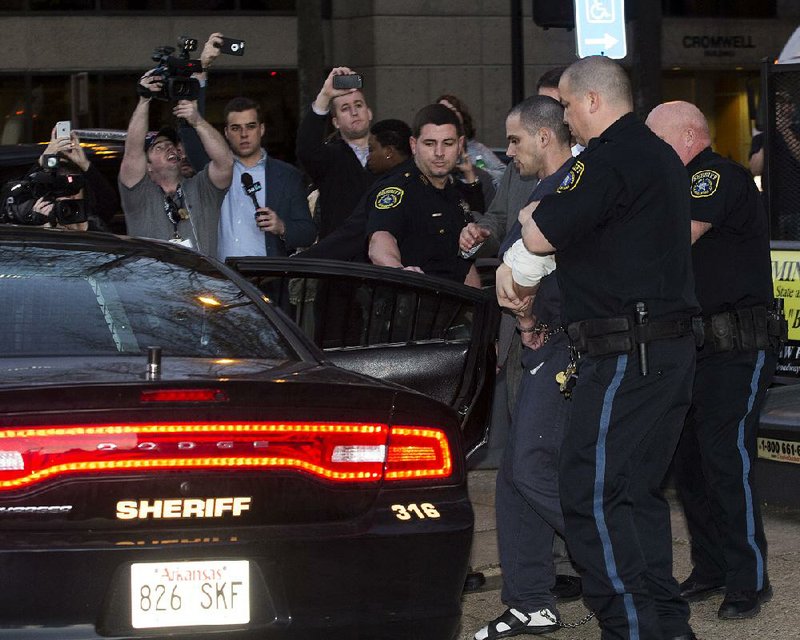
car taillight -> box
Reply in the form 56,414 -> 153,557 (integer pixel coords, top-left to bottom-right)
0,422 -> 453,491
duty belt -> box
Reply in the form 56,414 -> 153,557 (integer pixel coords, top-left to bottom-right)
703,304 -> 787,353
567,315 -> 701,358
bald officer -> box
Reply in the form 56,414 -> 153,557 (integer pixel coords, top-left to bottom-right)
519,57 -> 701,640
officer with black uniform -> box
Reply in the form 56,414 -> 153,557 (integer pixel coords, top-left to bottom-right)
366,103 -> 478,286
520,57 -> 701,640
646,100 -> 785,621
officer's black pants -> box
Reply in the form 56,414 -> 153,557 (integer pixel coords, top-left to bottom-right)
559,337 -> 695,640
674,348 -> 776,592
496,337 -> 572,612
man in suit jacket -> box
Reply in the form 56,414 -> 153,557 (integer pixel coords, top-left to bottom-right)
217,96 -> 316,261
296,67 -> 376,240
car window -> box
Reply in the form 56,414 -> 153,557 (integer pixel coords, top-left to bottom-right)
264,275 -> 473,350
0,245 -> 294,360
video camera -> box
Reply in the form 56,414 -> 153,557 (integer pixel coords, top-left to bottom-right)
145,36 -> 202,102
1,157 -> 87,226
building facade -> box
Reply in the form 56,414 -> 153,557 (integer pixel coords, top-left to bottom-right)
1,1 -> 798,165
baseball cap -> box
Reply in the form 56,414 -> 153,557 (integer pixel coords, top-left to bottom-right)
144,126 -> 179,152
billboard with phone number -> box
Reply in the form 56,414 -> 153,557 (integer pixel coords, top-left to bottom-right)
772,245 -> 800,379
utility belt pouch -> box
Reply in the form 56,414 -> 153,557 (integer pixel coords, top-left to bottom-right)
691,316 -> 705,348
704,306 -> 772,353
736,307 -> 757,350
568,315 -> 694,357
706,312 -> 736,352
568,317 -> 634,357
768,298 -> 789,349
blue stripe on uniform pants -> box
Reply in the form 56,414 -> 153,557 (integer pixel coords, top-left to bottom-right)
739,349 -> 766,592
593,354 -> 640,640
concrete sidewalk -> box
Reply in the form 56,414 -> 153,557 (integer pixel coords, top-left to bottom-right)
460,469 -> 800,640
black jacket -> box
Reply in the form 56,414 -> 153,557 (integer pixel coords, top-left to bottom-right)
295,105 -> 375,239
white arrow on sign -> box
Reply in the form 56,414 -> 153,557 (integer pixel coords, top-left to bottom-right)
585,33 -> 619,50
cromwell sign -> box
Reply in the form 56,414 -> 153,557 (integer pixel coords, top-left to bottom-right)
682,34 -> 756,57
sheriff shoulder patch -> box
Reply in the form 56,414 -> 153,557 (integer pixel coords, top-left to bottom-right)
375,186 -> 404,209
557,160 -> 584,192
690,169 -> 720,198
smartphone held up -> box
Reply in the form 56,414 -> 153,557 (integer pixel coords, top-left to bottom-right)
332,74 -> 363,90
55,120 -> 71,140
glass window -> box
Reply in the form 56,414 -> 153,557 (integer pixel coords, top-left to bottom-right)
0,244 -> 296,360
240,0 -> 295,9
663,0 -> 776,18
0,77 -> 28,145
0,70 -> 299,161
170,0 -> 234,9
30,0 -> 94,9
100,1 -> 167,8
0,242 -> 291,361
29,75 -> 72,144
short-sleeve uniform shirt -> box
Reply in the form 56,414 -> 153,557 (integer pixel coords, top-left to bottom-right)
365,161 -> 473,283
686,147 -> 773,316
533,113 -> 700,324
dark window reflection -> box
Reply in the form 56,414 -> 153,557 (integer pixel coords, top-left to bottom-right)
662,0 -> 776,18
100,1 -> 167,8
29,0 -> 94,8
0,246 -> 295,360
0,71 -> 299,160
258,274 -> 473,350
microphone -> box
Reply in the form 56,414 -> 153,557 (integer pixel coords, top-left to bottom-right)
241,172 -> 262,214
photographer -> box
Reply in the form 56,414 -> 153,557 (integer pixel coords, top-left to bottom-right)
118,68 -> 232,256
1,124 -> 120,232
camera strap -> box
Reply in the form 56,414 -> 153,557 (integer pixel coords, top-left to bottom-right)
162,184 -> 189,238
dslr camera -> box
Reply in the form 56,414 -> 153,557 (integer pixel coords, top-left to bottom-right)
1,156 -> 87,226
144,36 -> 202,102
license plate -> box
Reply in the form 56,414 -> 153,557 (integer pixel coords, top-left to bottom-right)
130,560 -> 250,629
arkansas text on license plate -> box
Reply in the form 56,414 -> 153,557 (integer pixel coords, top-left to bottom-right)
131,560 -> 250,629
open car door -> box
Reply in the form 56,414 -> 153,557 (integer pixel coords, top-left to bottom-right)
228,257 -> 499,458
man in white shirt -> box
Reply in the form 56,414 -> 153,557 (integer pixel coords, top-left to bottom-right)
218,97 -> 316,261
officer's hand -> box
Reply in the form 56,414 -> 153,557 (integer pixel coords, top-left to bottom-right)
518,200 -> 540,226
256,207 -> 286,237
402,266 -> 424,274
173,100 -> 201,126
496,263 -> 531,313
459,222 -> 491,252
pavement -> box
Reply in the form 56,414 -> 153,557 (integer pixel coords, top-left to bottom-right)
459,469 -> 800,640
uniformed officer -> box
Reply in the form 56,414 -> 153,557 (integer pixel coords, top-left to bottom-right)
646,100 -> 783,620
366,103 -> 478,286
519,56 -> 701,640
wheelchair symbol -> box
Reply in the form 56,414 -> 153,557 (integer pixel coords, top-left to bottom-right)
586,0 -> 615,24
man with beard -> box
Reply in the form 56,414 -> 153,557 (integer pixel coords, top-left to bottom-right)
119,70 -> 232,257
519,56 -> 701,640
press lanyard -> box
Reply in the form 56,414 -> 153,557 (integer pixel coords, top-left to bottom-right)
163,184 -> 189,239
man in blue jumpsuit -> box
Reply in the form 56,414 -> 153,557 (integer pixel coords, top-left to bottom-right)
473,95 -> 576,639
646,100 -> 783,620
520,56 -> 701,640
